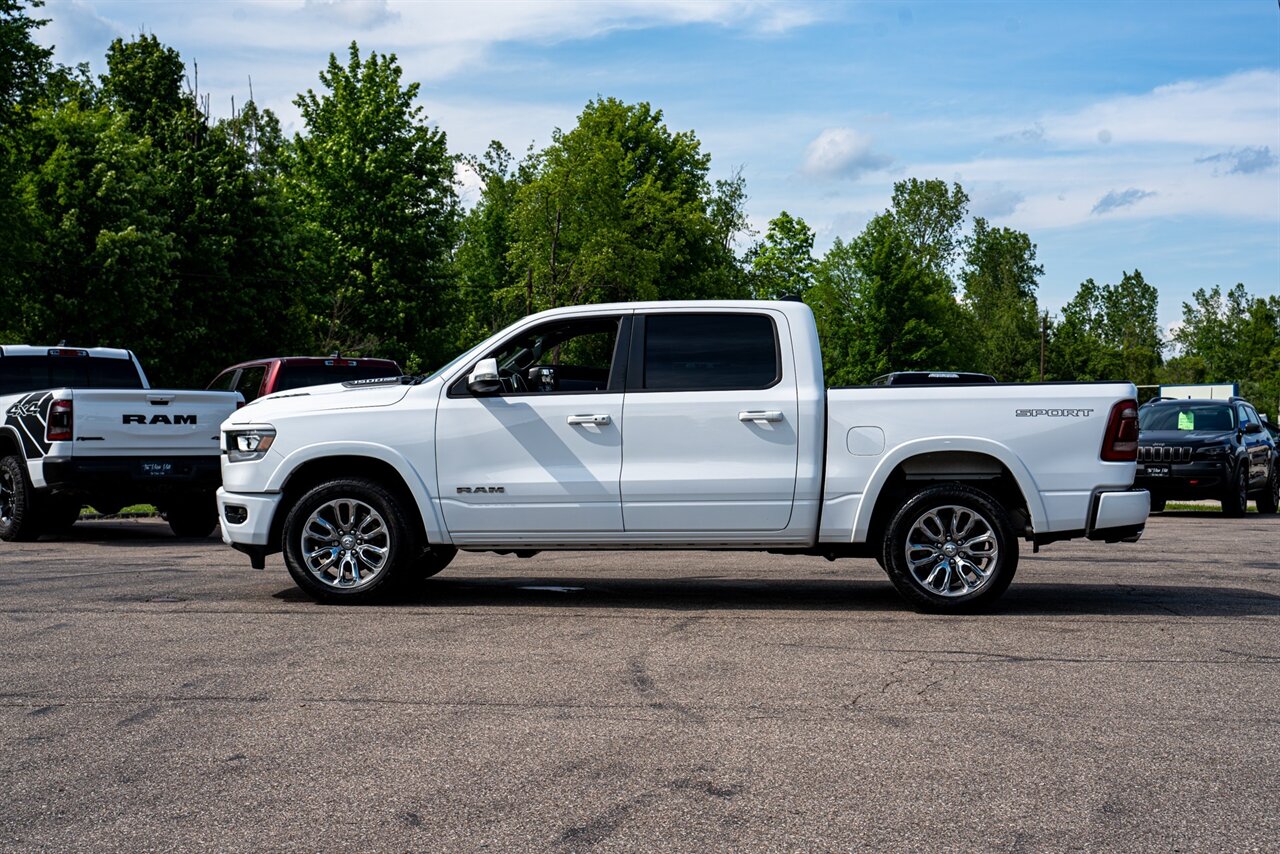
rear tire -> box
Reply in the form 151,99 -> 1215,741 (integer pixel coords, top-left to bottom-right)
1221,465 -> 1248,517
1149,495 -> 1166,513
282,478 -> 418,603
164,497 -> 218,538
0,455 -> 42,542
1257,463 -> 1279,515
881,483 -> 1018,612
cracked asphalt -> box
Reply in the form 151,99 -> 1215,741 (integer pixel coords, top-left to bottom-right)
2,511 -> 1278,852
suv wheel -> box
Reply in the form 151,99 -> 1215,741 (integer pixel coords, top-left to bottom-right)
1258,463 -> 1279,515
1221,465 -> 1248,517
880,484 -> 1018,612
163,497 -> 218,538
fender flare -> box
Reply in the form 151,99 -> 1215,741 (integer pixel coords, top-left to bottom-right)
850,436 -> 1048,542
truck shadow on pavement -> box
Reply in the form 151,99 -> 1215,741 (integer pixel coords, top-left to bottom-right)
273,575 -> 1280,618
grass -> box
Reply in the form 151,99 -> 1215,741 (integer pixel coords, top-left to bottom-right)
81,504 -> 158,516
1161,502 -> 1257,513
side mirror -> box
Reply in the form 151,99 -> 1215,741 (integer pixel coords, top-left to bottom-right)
467,358 -> 502,395
1244,422 -> 1263,435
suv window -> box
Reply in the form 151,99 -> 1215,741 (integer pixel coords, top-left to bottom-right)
1139,403 -> 1236,432
0,355 -> 143,395
234,366 -> 267,402
642,314 -> 778,391
208,370 -> 237,391
1237,404 -> 1260,428
453,316 -> 624,395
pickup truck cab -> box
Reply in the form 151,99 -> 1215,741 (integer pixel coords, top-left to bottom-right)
0,346 -> 242,540
217,301 -> 1149,611
209,356 -> 401,404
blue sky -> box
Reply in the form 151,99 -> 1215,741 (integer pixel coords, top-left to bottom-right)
35,0 -> 1280,336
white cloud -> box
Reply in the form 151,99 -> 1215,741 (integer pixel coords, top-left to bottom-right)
1196,146 -> 1277,175
1091,188 -> 1156,215
799,128 -> 891,181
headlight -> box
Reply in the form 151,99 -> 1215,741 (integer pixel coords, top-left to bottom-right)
225,428 -> 276,462
1195,446 -> 1228,459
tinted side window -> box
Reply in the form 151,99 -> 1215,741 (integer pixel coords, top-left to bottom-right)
643,314 -> 778,391
208,370 -> 238,391
234,366 -> 267,402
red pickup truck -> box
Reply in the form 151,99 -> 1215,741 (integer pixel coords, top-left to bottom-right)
208,356 -> 401,404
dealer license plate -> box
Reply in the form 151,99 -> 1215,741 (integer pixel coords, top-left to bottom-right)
140,461 -> 175,478
1143,464 -> 1169,477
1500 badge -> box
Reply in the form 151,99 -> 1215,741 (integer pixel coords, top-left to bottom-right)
1015,408 -> 1094,417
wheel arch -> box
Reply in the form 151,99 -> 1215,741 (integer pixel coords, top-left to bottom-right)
0,427 -> 24,460
853,441 -> 1045,546
268,447 -> 446,551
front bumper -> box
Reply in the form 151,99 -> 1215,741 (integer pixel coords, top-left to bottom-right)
217,487 -> 283,549
1134,460 -> 1230,498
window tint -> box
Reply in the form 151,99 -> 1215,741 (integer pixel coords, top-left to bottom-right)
1238,405 -> 1259,427
234,366 -> 267,402
0,356 -> 143,395
275,363 -> 400,392
643,314 -> 778,391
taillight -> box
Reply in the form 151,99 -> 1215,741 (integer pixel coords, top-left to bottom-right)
1101,398 -> 1139,461
47,398 -> 73,442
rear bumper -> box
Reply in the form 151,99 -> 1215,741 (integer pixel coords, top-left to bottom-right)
40,455 -> 221,497
1087,489 -> 1149,542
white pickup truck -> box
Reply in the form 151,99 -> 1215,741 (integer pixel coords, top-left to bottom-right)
0,346 -> 242,540
217,301 -> 1149,611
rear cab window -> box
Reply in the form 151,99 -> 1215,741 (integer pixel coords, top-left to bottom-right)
0,355 -> 144,395
275,361 -> 401,392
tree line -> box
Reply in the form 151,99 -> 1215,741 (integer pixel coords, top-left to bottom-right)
1,5 -> 1276,413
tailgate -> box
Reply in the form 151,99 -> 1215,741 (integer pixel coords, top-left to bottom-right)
68,389 -> 241,456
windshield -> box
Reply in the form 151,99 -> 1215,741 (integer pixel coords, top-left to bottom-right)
1139,403 -> 1236,432
275,362 -> 400,392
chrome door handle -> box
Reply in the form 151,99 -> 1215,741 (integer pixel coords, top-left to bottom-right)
567,414 -> 611,426
739,410 -> 783,423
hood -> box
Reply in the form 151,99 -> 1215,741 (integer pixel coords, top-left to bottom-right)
227,379 -> 414,424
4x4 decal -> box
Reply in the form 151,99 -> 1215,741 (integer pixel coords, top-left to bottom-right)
3,392 -> 52,458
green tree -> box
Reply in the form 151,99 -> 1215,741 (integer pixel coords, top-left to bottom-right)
961,217 -> 1043,381
810,213 -> 969,385
1048,271 -> 1163,384
289,41 -> 459,369
887,178 -> 969,276
745,211 -> 816,300
1170,285 -> 1280,416
506,97 -> 747,312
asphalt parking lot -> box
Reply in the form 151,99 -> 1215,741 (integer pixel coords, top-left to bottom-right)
2,512 -> 1278,853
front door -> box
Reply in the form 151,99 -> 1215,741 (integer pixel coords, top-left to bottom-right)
435,314 -> 629,539
620,310 -> 799,533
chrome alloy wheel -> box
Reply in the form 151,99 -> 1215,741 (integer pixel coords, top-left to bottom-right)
904,504 -> 1000,597
300,499 -> 391,589
0,467 -> 15,527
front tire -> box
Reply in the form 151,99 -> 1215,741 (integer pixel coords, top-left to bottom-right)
0,455 -> 41,542
282,478 -> 418,602
1221,465 -> 1248,517
881,484 -> 1019,612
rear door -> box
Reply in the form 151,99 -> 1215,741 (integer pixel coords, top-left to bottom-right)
619,310 -> 799,532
